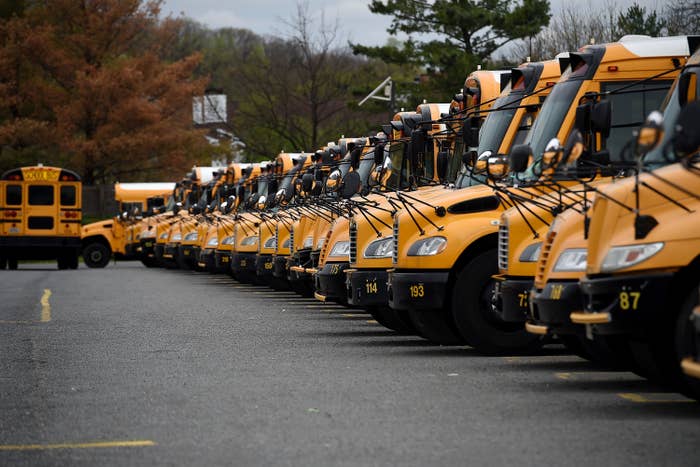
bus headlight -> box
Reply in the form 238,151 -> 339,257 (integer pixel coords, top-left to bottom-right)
207,237 -> 219,247
241,236 -> 258,246
159,232 -> 169,240
329,241 -> 350,257
553,248 -> 587,272
407,236 -> 446,256
184,232 -> 198,241
519,242 -> 543,262
171,233 -> 182,242
221,236 -> 235,245
364,237 -> 393,258
601,242 -> 663,272
264,236 -> 277,249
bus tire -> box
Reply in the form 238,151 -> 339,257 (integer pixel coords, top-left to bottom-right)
675,287 -> 700,400
83,243 -> 111,268
68,252 -> 79,270
367,306 -> 416,335
8,258 -> 18,270
0,257 -> 6,270
407,309 -> 465,345
451,249 -> 542,355
140,257 -> 159,268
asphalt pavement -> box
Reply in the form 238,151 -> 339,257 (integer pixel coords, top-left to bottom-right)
0,262 -> 699,466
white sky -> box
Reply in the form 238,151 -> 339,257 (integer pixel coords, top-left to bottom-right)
162,0 -> 667,47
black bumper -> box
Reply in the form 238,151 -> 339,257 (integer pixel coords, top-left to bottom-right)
255,254 -> 275,279
215,250 -> 231,271
387,270 -> 450,311
0,236 -> 80,259
164,243 -> 178,260
199,248 -> 221,272
529,280 -> 583,335
273,255 -> 288,278
232,252 -> 258,276
346,269 -> 389,307
287,250 -> 312,282
494,277 -> 532,323
180,244 -> 197,265
140,239 -> 156,259
314,262 -> 349,301
579,272 -> 675,336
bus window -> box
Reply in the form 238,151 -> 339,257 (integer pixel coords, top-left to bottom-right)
28,185 -> 54,205
60,185 -> 76,206
6,185 -> 21,205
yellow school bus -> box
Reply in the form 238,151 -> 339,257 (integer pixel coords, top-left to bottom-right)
0,165 -> 82,270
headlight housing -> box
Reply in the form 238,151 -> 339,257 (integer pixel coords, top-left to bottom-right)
170,233 -> 182,242
316,237 -> 325,250
302,236 -> 313,249
519,242 -> 542,262
553,248 -> 587,272
264,236 -> 277,249
601,242 -> 663,272
159,232 -> 169,240
141,229 -> 155,239
184,232 -> 198,241
221,236 -> 235,245
407,236 -> 447,256
240,236 -> 258,246
329,241 -> 350,257
364,237 -> 393,258
207,237 -> 219,247
282,238 -> 290,249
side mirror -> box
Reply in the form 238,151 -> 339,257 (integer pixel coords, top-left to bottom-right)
341,171 -> 361,199
541,138 -> 562,172
509,144 -> 532,173
325,169 -> 341,191
462,117 -> 480,147
409,130 -> 426,172
374,142 -> 385,166
635,111 -> 664,157
436,150 -> 450,182
301,172 -> 315,194
591,100 -> 611,139
574,102 -> 591,133
350,147 -> 362,170
678,72 -> 697,107
257,195 -> 267,210
486,154 -> 509,181
673,100 -> 700,158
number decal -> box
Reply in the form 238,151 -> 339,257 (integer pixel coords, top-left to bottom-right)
550,285 -> 563,300
366,281 -> 378,294
619,291 -> 641,310
409,284 -> 425,298
518,291 -> 529,308
330,264 -> 340,275
264,261 -> 273,270
240,259 -> 246,267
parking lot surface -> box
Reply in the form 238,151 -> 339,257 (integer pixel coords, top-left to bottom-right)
1,262 -> 698,466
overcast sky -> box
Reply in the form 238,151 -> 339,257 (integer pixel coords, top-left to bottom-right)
162,0 -> 665,47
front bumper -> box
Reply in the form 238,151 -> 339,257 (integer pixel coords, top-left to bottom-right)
163,243 -> 178,260
198,248 -> 220,272
314,262 -> 349,302
387,269 -> 450,311
577,272 -> 674,336
232,252 -> 258,276
493,276 -> 532,323
346,269 -> 389,307
0,236 -> 80,260
273,255 -> 288,278
139,238 -> 156,259
287,249 -> 312,282
528,280 -> 582,335
215,250 -> 231,270
180,244 -> 197,265
255,253 -> 275,279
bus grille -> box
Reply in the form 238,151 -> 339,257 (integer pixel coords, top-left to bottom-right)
392,216 -> 399,265
349,220 -> 357,265
497,219 -> 509,271
534,230 -> 557,289
289,226 -> 294,254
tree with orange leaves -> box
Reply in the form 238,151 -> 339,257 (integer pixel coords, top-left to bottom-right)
0,0 -> 214,183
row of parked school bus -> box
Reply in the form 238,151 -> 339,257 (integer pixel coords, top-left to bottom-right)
2,34 -> 699,399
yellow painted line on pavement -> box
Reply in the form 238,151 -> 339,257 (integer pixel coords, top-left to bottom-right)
555,372 -> 571,380
618,393 -> 695,404
366,319 -> 379,324
0,439 -> 156,451
40,289 -> 51,322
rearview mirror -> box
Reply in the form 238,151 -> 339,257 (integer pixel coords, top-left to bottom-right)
301,173 -> 315,194
437,151 -> 449,182
374,142 -> 385,166
591,100 -> 611,139
409,130 -> 426,173
341,171 -> 361,199
673,100 -> 700,158
678,72 -> 697,107
509,144 -> 532,173
462,117 -> 480,147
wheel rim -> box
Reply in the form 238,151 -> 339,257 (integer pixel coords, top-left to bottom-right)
90,250 -> 103,263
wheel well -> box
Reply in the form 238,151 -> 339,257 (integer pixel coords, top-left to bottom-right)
82,235 -> 111,253
671,254 -> 700,303
448,233 -> 499,286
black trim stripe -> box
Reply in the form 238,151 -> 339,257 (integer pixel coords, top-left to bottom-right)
60,207 -> 81,211
60,220 -> 82,224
